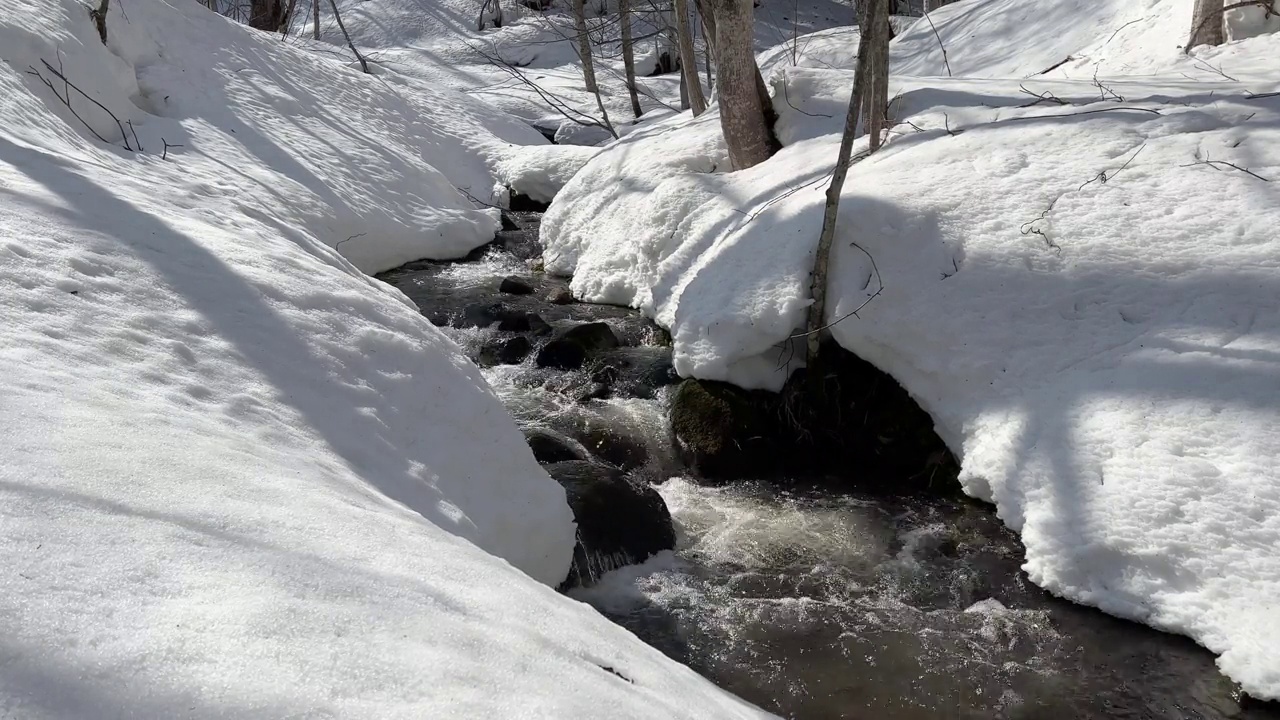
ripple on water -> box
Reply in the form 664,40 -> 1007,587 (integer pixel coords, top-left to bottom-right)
573,479 -> 1266,720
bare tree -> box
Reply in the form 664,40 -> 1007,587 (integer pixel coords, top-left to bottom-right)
675,0 -> 707,114
620,0 -> 644,118
313,0 -> 321,38
803,0 -> 884,366
863,0 -> 891,151
327,0 -> 370,72
1188,0 -> 1226,50
572,0 -> 600,93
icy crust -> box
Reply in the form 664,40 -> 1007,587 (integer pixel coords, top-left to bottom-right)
542,29 -> 1280,704
0,1 -> 776,717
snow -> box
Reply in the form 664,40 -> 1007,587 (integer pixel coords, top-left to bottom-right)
0,0 -> 776,716
541,0 -> 1280,698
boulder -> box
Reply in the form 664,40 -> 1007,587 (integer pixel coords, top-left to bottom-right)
546,461 -> 676,589
477,336 -> 531,367
546,287 -> 575,305
669,379 -> 781,480
525,430 -> 583,464
535,322 -> 619,370
499,276 -> 535,295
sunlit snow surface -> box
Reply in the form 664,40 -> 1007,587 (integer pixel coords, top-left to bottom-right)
0,0 -> 774,716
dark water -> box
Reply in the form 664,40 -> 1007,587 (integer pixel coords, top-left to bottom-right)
379,219 -> 1279,720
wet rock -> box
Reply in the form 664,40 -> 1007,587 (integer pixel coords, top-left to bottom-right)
670,379 -> 781,480
525,430 -> 583,464
496,311 -> 552,335
477,336 -> 531,367
562,322 -> 619,352
536,338 -> 587,370
499,276 -> 535,295
547,287 -> 575,305
576,426 -> 649,472
669,343 -> 961,493
535,322 -> 620,370
546,460 -> 676,589
593,347 -> 679,399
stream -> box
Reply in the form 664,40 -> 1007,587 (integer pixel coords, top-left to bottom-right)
377,214 -> 1279,720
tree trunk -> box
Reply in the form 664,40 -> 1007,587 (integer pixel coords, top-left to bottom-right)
710,0 -> 775,169
313,0 -> 321,39
250,0 -> 284,29
327,0 -> 370,73
1188,0 -> 1225,50
864,0 -> 891,151
804,0 -> 882,367
281,0 -> 300,34
572,0 -> 599,93
676,0 -> 707,114
92,0 -> 109,44
620,0 -> 644,118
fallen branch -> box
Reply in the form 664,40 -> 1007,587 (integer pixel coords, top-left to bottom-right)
161,137 -> 184,160
1020,196 -> 1062,255
1018,83 -> 1068,107
1180,156 -> 1271,182
28,58 -> 134,150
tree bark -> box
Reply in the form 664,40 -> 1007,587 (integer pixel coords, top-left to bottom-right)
327,0 -> 370,73
675,0 -> 707,114
709,0 -> 775,169
92,0 -> 110,44
864,0 -> 891,151
572,0 -> 599,93
281,0 -> 300,34
804,0 -> 882,367
620,0 -> 644,118
313,0 -> 321,39
1188,0 -> 1226,50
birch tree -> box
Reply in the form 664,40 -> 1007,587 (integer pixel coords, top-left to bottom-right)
1187,0 -> 1225,50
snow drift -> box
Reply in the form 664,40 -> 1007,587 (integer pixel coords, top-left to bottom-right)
0,0 -> 775,716
541,0 -> 1280,699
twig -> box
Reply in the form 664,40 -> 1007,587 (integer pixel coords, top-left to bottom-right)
161,137 -> 184,160
922,11 -> 951,78
1004,106 -> 1161,124
1180,157 -> 1271,182
28,59 -> 133,150
1104,17 -> 1145,46
1245,91 -> 1280,100
782,78 -> 830,118
1030,56 -> 1073,78
1020,196 -> 1062,255
125,120 -> 143,151
789,242 -> 883,338
1091,68 -> 1125,102
1079,143 -> 1144,190
336,232 -> 367,248
1018,83 -> 1067,107
1192,58 -> 1238,82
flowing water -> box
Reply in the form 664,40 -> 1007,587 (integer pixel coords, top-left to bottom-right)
378,220 -> 1279,720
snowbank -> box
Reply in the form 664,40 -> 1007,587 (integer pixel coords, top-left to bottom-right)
0,1 -> 774,716
542,3 -> 1280,699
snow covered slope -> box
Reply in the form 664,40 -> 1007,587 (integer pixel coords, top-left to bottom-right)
541,0 -> 1280,699
0,1 -> 774,716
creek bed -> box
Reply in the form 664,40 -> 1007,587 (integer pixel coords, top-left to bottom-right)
377,215 -> 1277,720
